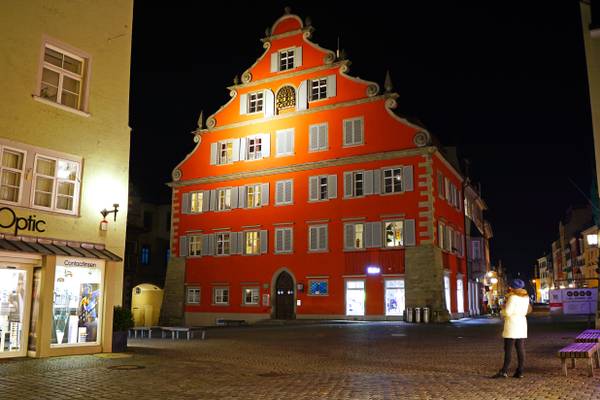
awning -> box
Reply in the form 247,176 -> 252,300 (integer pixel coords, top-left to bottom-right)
0,234 -> 122,261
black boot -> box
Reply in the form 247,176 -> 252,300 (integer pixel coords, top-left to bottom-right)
491,371 -> 508,379
512,370 -> 524,379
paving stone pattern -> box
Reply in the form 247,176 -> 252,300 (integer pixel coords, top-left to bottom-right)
1,316 -> 599,400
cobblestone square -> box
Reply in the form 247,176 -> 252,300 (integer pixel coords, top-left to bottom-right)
1,316 -> 599,400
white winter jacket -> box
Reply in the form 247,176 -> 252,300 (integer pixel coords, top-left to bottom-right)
501,289 -> 531,339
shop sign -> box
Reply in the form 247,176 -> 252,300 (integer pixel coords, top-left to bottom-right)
0,207 -> 46,236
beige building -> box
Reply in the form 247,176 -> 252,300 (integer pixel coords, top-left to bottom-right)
0,1 -> 133,358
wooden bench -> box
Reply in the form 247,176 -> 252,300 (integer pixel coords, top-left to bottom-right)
558,342 -> 600,376
575,329 -> 600,343
160,326 -> 206,340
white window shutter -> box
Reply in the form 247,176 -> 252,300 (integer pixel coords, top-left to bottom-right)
202,190 -> 210,212
232,139 -> 240,162
238,186 -> 246,208
309,176 -> 318,201
260,230 -> 268,254
403,165 -> 414,192
271,52 -> 278,72
240,94 -> 248,114
309,125 -> 318,151
276,131 -> 284,155
373,169 -> 382,194
344,120 -> 353,145
182,193 -> 191,214
207,234 -> 215,255
364,222 -> 373,248
309,227 -> 317,250
344,224 -> 354,250
275,181 -> 283,204
264,89 -> 275,118
286,129 -> 294,154
275,229 -> 283,252
371,221 -> 382,248
261,133 -> 271,157
354,119 -> 363,144
328,174 -> 337,199
285,180 -> 292,203
179,235 -> 188,257
230,232 -> 238,255
319,226 -> 328,250
284,228 -> 292,251
294,46 -> 302,67
261,183 -> 269,205
235,232 -> 244,254
404,219 -> 416,246
319,124 -> 328,149
363,170 -> 373,195
297,80 -> 308,111
202,234 -> 210,256
230,187 -> 239,209
326,74 -> 336,98
210,142 -> 218,165
343,172 -> 353,198
209,189 -> 217,211
239,137 -> 247,161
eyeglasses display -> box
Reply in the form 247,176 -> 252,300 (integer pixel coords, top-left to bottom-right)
0,269 -> 26,353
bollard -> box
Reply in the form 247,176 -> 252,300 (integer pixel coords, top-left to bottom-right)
423,307 -> 430,323
414,307 -> 421,323
406,307 -> 413,322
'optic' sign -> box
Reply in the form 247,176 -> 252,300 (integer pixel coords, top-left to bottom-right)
0,207 -> 46,236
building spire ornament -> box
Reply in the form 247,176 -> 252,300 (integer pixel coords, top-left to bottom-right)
233,75 -> 239,85
197,110 -> 204,130
384,70 -> 394,93
305,16 -> 312,27
284,6 -> 292,14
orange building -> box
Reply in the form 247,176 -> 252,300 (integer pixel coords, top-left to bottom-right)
162,11 -> 467,325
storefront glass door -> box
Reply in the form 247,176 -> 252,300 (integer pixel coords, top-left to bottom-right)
346,280 -> 365,316
0,266 -> 31,358
385,279 -> 405,316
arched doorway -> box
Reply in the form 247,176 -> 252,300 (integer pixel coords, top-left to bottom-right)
274,271 -> 294,319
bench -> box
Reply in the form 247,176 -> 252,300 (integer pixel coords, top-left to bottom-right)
160,326 -> 206,340
558,342 -> 600,376
128,326 -> 158,339
575,329 -> 600,343
215,319 -> 247,326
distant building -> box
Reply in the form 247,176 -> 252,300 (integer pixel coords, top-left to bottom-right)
581,225 -> 599,288
534,254 -> 553,303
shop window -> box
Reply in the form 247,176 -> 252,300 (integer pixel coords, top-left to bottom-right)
186,287 -> 200,304
384,221 -> 403,248
309,280 -> 328,296
141,246 -> 150,265
385,279 -> 405,316
213,287 -> 229,305
243,287 -> 260,305
51,260 -> 104,346
0,268 -> 27,353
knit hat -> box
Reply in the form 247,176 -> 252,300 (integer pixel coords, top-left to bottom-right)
509,279 -> 525,289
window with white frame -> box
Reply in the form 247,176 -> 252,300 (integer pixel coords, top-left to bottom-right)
190,191 -> 203,213
32,155 -> 80,214
343,117 -> 364,146
217,140 -> 234,165
275,179 -> 293,205
216,232 -> 231,256
217,188 -> 231,211
244,231 -> 260,255
188,235 -> 202,257
186,287 -> 200,304
276,129 -> 294,156
384,221 -> 403,248
308,123 -> 328,152
382,167 -> 402,194
310,77 -> 328,101
351,171 -> 364,197
243,287 -> 260,305
275,227 -> 293,253
319,176 -> 328,200
279,49 -> 295,71
309,279 -> 328,296
309,175 -> 336,201
345,223 -> 365,250
309,225 -> 328,252
246,184 -> 262,208
39,43 -> 87,111
213,287 -> 229,305
248,92 -> 264,114
246,136 -> 263,160
0,146 -> 26,204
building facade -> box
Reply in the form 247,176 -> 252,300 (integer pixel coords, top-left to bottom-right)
162,11 -> 467,326
534,254 -> 553,303
0,1 -> 133,358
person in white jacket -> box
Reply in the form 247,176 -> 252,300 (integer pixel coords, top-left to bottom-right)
492,279 -> 532,379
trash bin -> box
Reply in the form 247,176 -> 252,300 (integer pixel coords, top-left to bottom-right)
423,307 -> 430,323
414,307 -> 421,323
406,307 -> 413,322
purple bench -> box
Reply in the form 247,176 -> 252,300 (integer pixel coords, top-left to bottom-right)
558,342 -> 600,377
575,329 -> 600,343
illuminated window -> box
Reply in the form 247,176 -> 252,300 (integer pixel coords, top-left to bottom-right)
309,280 -> 328,296
141,246 -> 150,265
32,155 -> 80,214
0,147 -> 25,204
382,167 -> 402,194
345,223 -> 364,250
343,117 -> 364,146
310,77 -> 328,101
188,235 -> 202,257
243,287 -> 260,305
217,188 -> 231,211
244,231 -> 260,255
248,92 -> 264,113
39,43 -> 88,111
213,287 -> 229,305
186,287 -> 200,304
190,191 -> 203,213
218,141 -> 233,164
246,184 -> 262,208
309,225 -> 328,252
276,85 -> 296,110
216,232 -> 230,256
279,49 -> 295,71
384,221 -> 403,248
246,136 -> 263,160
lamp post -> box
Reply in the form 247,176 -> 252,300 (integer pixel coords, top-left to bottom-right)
585,232 -> 600,329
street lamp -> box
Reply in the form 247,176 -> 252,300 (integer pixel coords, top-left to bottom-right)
585,232 -> 600,329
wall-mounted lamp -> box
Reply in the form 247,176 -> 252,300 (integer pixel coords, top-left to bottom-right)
100,204 -> 120,230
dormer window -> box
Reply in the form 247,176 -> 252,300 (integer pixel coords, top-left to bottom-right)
248,92 -> 264,114
270,47 -> 302,73
279,49 -> 295,71
310,78 -> 328,101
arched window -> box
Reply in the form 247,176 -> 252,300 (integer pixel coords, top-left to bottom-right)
276,85 -> 296,111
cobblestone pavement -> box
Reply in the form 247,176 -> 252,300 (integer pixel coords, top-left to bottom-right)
1,316 -> 599,400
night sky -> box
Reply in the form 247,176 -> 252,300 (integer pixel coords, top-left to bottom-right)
129,1 -> 595,279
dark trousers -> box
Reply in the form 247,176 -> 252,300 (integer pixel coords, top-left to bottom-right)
501,338 -> 525,373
